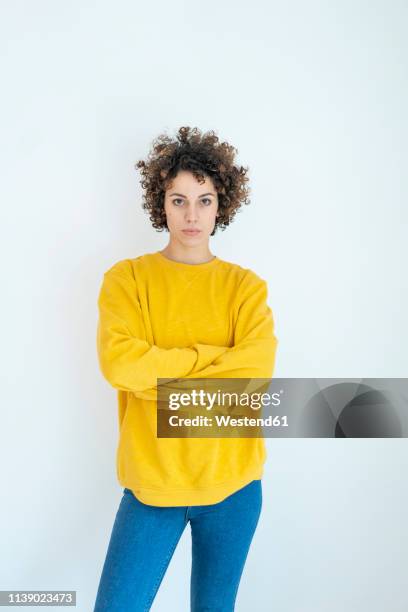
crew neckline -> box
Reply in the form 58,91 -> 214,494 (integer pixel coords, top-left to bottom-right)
154,250 -> 220,271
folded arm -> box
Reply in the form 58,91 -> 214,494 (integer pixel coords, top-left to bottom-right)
96,266 -> 278,401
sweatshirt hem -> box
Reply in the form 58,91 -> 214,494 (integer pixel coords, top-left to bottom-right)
119,462 -> 265,507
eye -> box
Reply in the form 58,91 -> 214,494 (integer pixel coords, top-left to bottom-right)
172,198 -> 184,206
201,198 -> 212,205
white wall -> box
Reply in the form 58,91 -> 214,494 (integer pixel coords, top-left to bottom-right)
1,1 -> 407,610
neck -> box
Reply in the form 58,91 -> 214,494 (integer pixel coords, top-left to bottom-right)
160,239 -> 214,265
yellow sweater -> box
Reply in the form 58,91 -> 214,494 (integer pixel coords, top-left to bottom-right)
96,251 -> 278,506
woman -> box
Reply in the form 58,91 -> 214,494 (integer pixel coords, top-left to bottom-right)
93,126 -> 278,611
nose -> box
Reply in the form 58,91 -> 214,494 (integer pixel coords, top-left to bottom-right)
185,204 -> 198,222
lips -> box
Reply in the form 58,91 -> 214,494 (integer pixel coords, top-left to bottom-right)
182,229 -> 201,234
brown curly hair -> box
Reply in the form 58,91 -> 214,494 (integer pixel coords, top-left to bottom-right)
135,126 -> 251,236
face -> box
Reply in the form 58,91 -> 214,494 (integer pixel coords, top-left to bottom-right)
163,170 -> 219,246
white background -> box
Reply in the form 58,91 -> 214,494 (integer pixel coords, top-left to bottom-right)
1,1 -> 407,610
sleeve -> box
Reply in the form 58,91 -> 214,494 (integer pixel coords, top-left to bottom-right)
96,268 -> 229,399
183,271 -> 278,381
97,266 -> 278,401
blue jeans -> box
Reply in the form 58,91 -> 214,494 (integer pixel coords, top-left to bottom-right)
93,479 -> 262,611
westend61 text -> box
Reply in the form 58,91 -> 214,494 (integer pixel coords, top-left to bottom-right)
168,414 -> 288,427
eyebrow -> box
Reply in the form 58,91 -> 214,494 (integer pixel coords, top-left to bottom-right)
168,192 -> 216,198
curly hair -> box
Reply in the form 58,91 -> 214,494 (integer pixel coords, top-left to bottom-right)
135,126 -> 251,236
